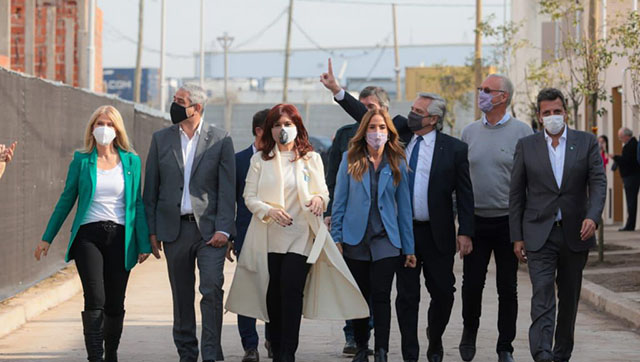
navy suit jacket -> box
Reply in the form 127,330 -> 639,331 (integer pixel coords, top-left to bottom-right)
335,91 -> 475,253
234,144 -> 254,253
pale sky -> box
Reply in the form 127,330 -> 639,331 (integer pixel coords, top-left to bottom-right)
98,0 -> 509,78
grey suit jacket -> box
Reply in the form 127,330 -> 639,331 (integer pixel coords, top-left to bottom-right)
509,128 -> 606,252
143,123 -> 236,243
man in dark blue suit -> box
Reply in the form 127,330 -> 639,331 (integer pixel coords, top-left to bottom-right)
227,108 -> 270,362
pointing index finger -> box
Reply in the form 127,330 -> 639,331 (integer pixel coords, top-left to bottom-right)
328,58 -> 333,75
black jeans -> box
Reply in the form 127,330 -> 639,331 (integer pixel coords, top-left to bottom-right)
267,252 -> 311,361
395,221 -> 455,360
461,215 -> 518,353
622,174 -> 640,229
72,221 -> 130,316
345,256 -> 398,351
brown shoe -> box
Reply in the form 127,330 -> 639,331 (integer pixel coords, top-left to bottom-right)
242,348 -> 260,362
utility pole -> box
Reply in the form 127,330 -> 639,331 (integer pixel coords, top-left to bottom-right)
283,0 -> 294,102
134,0 -> 144,103
88,0 -> 96,91
159,0 -> 166,111
474,0 -> 483,120
392,4 -> 401,101
200,0 -> 205,88
217,32 -> 234,132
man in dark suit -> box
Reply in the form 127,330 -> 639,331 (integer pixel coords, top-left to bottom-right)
324,86 -> 390,356
144,84 -> 236,362
321,60 -> 475,362
509,88 -> 606,362
226,108 -> 270,362
611,127 -> 640,231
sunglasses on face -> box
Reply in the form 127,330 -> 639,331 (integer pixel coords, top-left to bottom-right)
477,87 -> 506,94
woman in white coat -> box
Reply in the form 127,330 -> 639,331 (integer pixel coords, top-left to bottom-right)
226,104 -> 368,362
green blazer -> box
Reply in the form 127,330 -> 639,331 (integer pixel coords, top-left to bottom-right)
42,148 -> 151,271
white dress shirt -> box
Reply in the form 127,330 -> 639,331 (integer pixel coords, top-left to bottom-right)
544,126 -> 567,221
482,112 -> 511,127
179,121 -> 203,215
406,130 -> 436,221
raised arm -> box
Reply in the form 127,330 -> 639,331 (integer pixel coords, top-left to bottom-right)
320,58 -> 368,124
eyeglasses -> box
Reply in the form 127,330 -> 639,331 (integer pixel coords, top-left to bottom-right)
477,87 -> 506,94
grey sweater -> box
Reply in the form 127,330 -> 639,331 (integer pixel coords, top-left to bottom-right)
461,116 -> 533,217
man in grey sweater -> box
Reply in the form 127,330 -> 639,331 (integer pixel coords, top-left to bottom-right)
459,74 -> 533,362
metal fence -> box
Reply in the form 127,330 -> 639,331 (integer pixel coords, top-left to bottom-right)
0,68 -> 169,300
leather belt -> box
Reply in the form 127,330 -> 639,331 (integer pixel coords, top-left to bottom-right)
181,214 -> 196,222
553,220 -> 563,227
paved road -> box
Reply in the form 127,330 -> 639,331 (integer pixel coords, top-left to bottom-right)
1,253 -> 639,362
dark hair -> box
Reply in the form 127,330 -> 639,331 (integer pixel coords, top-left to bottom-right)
359,86 -> 390,110
260,104 -> 313,161
598,135 -> 609,152
537,88 -> 567,113
252,108 -> 270,136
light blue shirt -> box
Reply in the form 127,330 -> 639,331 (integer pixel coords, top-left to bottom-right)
482,112 -> 511,127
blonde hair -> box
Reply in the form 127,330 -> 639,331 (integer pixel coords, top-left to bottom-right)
81,105 -> 134,154
347,109 -> 406,186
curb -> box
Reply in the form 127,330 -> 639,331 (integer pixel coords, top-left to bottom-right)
580,278 -> 640,329
0,266 -> 81,338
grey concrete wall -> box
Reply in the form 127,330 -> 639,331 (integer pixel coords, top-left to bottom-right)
0,68 -> 168,300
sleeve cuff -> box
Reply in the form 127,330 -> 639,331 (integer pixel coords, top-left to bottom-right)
216,231 -> 230,238
334,89 -> 345,101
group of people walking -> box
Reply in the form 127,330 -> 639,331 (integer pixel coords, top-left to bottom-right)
34,59 -> 605,362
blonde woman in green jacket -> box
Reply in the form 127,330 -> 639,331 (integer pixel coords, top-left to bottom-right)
35,105 -> 151,362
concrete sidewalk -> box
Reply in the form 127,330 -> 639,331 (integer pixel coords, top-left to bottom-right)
1,250 -> 640,361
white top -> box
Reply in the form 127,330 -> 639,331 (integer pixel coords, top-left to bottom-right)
267,151 -> 313,256
179,121 -> 203,215
406,130 -> 436,221
544,126 -> 567,221
83,162 -> 126,225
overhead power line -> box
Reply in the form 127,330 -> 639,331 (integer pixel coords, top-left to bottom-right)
297,0 -> 505,7
233,7 -> 289,50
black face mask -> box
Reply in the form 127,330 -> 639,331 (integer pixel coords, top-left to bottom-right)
170,102 -> 194,124
407,111 -> 426,132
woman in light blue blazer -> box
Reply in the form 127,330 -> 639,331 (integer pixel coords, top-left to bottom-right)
331,109 -> 416,362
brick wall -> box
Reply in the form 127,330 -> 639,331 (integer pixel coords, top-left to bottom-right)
9,0 -> 102,92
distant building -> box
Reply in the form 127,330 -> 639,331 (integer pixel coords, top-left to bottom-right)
104,68 -> 159,106
0,0 -> 103,92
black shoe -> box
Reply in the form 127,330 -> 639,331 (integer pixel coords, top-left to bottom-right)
498,351 -> 515,362
619,227 -> 634,231
351,347 -> 369,362
374,348 -> 387,362
103,311 -> 125,362
427,344 -> 443,362
343,339 -> 358,355
404,360 -> 418,362
242,348 -> 260,362
81,310 -> 104,362
264,340 -> 273,359
459,328 -> 477,361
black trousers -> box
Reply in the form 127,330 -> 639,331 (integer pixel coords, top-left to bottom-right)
267,252 -> 311,361
622,174 -> 640,229
395,221 -> 455,360
345,256 -> 399,351
72,221 -> 130,317
461,215 -> 518,353
527,225 -> 588,362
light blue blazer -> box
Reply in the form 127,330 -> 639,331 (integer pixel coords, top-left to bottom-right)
330,152 -> 414,255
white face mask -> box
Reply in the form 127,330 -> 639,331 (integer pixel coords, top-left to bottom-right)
277,126 -> 298,145
542,115 -> 565,135
93,126 -> 117,146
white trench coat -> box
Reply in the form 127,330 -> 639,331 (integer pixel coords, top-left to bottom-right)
225,148 -> 369,322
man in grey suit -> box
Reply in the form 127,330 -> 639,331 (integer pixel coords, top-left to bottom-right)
509,88 -> 606,362
144,83 -> 235,362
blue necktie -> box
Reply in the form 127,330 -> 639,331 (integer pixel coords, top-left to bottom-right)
408,135 -> 423,206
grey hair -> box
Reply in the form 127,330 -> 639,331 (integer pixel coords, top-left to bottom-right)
487,74 -> 514,105
418,92 -> 447,122
360,86 -> 390,110
621,127 -> 633,137
180,83 -> 208,112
